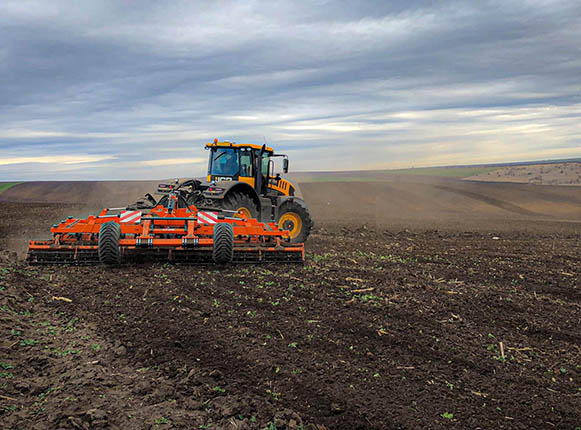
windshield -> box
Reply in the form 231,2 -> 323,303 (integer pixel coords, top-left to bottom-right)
210,148 -> 239,176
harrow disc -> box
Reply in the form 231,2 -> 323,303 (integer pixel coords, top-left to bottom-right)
26,247 -> 100,265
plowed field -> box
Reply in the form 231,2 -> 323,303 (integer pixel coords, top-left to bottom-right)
0,179 -> 580,429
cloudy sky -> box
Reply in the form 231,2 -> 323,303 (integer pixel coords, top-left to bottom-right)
1,0 -> 580,180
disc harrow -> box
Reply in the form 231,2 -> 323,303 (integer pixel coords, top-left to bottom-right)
26,199 -> 304,265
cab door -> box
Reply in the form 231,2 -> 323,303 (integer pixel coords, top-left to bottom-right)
253,147 -> 270,195
237,148 -> 255,188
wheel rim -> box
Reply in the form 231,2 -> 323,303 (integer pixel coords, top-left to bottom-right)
236,207 -> 252,219
278,212 -> 302,239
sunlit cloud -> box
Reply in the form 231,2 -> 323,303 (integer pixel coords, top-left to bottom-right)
0,130 -> 71,139
141,158 -> 206,167
0,155 -> 116,166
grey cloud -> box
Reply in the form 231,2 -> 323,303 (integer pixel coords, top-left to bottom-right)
0,0 -> 579,179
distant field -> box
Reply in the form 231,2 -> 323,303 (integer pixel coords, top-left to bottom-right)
466,162 -> 581,185
0,182 -> 20,194
388,166 -> 498,177
290,166 -> 498,182
289,174 -> 377,183
292,158 -> 581,183
292,161 -> 581,184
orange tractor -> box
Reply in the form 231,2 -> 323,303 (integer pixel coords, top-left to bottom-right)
26,139 -> 310,265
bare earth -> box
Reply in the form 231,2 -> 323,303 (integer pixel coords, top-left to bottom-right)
0,177 -> 579,429
465,162 -> 581,186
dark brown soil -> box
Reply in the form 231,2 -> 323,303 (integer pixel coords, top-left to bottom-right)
1,196 -> 580,429
300,180 -> 581,233
0,181 -> 159,207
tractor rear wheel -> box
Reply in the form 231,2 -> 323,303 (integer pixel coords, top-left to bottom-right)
213,223 -> 234,264
277,200 -> 313,244
98,222 -> 121,265
220,192 -> 259,219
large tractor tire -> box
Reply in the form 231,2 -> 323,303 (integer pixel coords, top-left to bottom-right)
220,192 -> 259,219
212,223 -> 234,264
277,200 -> 313,244
98,222 -> 121,265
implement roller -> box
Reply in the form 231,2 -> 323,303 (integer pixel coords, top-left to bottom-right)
26,186 -> 304,265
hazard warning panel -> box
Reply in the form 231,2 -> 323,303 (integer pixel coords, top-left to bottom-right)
119,210 -> 142,224
197,211 -> 218,224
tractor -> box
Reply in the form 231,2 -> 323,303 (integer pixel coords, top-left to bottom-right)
134,139 -> 313,244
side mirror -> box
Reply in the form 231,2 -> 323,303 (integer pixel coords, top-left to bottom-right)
283,158 -> 289,174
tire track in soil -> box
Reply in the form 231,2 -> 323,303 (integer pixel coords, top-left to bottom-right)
433,185 -> 544,217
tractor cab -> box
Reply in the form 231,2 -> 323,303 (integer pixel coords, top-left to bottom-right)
205,139 -> 294,197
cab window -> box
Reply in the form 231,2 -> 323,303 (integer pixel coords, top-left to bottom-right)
210,148 -> 239,176
240,150 -> 253,177
261,154 -> 270,176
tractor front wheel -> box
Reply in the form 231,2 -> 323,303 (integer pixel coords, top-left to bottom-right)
277,200 -> 313,244
98,222 -> 121,265
221,192 -> 259,219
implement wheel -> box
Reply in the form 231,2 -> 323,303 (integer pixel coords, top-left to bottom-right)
213,223 -> 234,264
277,200 -> 313,244
221,192 -> 258,219
98,222 -> 121,265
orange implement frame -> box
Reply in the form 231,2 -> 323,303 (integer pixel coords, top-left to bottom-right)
27,204 -> 304,265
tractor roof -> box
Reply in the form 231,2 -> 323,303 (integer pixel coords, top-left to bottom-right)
205,140 -> 274,153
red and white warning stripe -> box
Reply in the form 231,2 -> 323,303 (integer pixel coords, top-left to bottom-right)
197,211 -> 218,225
119,210 -> 142,224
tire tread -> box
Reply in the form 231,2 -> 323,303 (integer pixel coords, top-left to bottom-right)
213,223 -> 234,263
98,222 -> 121,265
